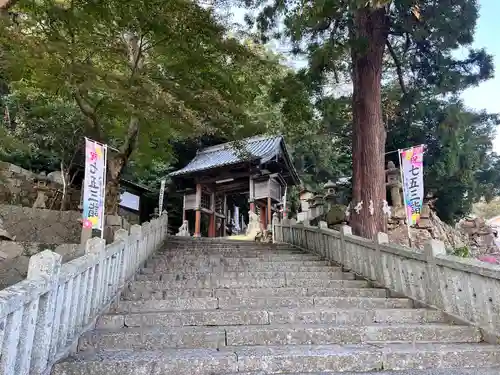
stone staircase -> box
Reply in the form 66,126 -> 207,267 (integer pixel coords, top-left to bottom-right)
52,238 -> 500,374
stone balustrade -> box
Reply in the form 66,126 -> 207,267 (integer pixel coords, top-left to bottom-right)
0,213 -> 168,375
274,219 -> 500,341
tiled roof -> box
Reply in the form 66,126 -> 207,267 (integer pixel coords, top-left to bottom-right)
169,135 -> 288,177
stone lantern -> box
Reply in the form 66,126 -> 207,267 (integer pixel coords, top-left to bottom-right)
32,172 -> 49,209
385,161 -> 404,218
323,180 -> 337,210
308,193 -> 325,220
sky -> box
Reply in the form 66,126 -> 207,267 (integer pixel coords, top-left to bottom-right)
231,1 -> 500,150
461,0 -> 500,152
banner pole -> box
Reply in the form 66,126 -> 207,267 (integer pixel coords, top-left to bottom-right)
101,144 -> 108,239
398,149 -> 413,247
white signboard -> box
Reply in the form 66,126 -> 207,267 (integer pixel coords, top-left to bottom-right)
119,191 -> 140,211
158,179 -> 166,214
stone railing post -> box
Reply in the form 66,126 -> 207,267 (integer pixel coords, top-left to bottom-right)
272,213 -> 279,244
130,225 -> 142,279
155,218 -> 161,249
26,250 -> 62,374
375,232 -> 389,284
424,239 -> 447,310
282,218 -> 290,243
85,237 -> 106,317
318,221 -> 328,259
114,229 -> 129,290
339,225 -> 352,269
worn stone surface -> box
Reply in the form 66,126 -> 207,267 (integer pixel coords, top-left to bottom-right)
53,237 -> 500,374
228,369 -> 500,375
78,326 -> 226,351
0,205 -> 82,243
0,241 -> 82,288
225,324 -> 480,346
52,349 -> 239,375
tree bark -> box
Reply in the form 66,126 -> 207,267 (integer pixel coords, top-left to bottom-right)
105,116 -> 139,214
349,7 -> 389,239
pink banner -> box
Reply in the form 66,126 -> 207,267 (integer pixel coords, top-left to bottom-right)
399,145 -> 424,226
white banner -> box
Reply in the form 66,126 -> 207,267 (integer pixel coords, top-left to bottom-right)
399,145 -> 425,226
158,179 -> 166,214
82,138 -> 107,231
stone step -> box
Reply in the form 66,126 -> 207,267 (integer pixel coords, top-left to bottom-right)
224,324 -> 481,346
121,286 -> 387,301
163,240 -> 294,248
112,296 -> 412,313
126,278 -> 369,292
79,324 -> 481,352
214,286 -> 385,298
51,343 -> 500,375
149,263 -> 338,273
113,297 -> 219,313
218,296 -> 413,310
134,270 -> 355,282
147,259 -> 332,269
52,348 -> 238,375
96,308 -> 446,329
228,369 -> 500,375
150,253 -> 322,262
231,343 -> 500,373
140,267 -> 342,277
154,250 -> 312,257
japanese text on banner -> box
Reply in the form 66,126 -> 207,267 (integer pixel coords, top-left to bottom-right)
400,145 -> 424,226
83,138 -> 106,231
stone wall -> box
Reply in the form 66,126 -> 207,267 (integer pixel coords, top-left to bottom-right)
0,214 -> 169,375
0,204 -> 81,243
118,207 -> 140,226
0,241 -> 83,289
0,161 -> 81,210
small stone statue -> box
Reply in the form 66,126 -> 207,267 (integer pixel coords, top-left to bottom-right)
246,210 -> 261,238
176,220 -> 190,237
0,217 -> 13,241
32,190 -> 48,209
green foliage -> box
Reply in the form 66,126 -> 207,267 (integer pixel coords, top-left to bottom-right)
236,0 -> 493,237
386,88 -> 500,223
451,246 -> 470,258
1,0 -> 292,180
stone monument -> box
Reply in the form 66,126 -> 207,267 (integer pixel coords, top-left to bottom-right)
246,210 -> 262,240
176,220 -> 190,237
385,161 -> 405,219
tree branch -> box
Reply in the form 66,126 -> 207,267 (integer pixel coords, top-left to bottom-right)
313,18 -> 332,33
73,88 -> 101,139
386,39 -> 407,95
121,116 -> 139,159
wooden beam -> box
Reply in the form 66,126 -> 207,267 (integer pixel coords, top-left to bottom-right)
249,175 -> 254,202
267,197 -> 272,229
194,183 -> 202,237
208,190 -> 216,237
182,194 -> 186,221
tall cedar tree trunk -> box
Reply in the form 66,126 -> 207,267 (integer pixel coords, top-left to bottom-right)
105,116 -> 139,214
349,7 -> 389,239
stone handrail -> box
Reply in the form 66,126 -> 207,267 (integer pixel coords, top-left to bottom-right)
274,219 -> 500,341
0,213 -> 168,375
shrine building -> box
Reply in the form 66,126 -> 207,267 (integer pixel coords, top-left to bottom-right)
168,135 -> 300,237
